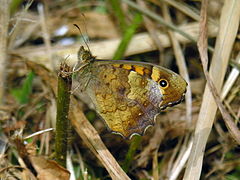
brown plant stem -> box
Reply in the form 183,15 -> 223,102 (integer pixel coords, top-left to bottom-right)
55,63 -> 72,167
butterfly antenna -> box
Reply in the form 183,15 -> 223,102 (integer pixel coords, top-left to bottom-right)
73,24 -> 91,54
81,13 -> 90,45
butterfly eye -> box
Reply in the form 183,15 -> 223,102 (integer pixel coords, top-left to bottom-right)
159,79 -> 168,88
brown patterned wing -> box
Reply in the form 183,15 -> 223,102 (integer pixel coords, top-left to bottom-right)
83,63 -> 163,138
74,46 -> 187,138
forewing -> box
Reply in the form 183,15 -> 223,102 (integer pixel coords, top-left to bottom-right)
85,63 -> 163,138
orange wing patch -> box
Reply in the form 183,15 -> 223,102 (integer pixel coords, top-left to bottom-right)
133,65 -> 144,75
122,64 -> 132,70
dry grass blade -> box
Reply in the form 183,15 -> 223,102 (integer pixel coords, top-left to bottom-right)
24,128 -> 54,140
26,60 -> 130,180
158,0 -> 217,26
66,152 -> 76,180
197,0 -> 240,144
169,141 -> 193,180
152,150 -> 159,180
0,0 -> 10,103
137,0 -> 164,56
197,1 -> 240,145
221,52 -> 240,99
8,0 -> 35,49
183,1 -> 240,179
70,98 -> 130,180
161,4 -> 192,179
10,132 -> 37,176
162,4 -> 192,124
136,125 -> 165,167
202,64 -> 240,145
37,3 -> 54,70
15,22 -> 218,69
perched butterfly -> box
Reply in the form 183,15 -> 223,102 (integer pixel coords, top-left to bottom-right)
74,46 -> 187,139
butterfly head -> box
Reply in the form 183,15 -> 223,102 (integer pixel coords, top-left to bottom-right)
77,46 -> 95,63
73,46 -> 95,72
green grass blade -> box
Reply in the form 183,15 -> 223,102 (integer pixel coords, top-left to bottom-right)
107,0 -> 127,32
113,13 -> 142,60
11,71 -> 34,104
122,135 -> 142,172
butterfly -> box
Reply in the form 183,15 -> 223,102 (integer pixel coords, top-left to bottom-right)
74,46 -> 187,139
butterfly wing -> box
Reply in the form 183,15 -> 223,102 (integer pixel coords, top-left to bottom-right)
76,60 -> 187,138
93,60 -> 187,109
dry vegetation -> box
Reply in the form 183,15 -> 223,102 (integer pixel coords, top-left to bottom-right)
0,0 -> 240,180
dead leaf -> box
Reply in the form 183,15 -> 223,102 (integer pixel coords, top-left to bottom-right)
30,156 -> 70,180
